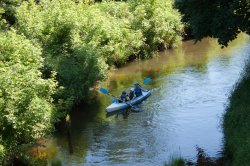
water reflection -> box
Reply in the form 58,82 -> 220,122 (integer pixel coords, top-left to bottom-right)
49,34 -> 250,165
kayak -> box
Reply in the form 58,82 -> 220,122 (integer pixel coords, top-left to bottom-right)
106,90 -> 151,113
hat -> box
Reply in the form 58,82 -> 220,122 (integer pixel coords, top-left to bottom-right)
134,82 -> 139,85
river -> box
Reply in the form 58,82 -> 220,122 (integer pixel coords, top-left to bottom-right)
47,34 -> 250,166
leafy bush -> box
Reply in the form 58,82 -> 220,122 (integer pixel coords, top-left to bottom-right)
15,0 -> 183,64
130,0 -> 183,54
0,0 -> 27,26
15,0 -> 144,65
0,143 -> 4,163
16,0 -> 109,108
0,30 -> 58,164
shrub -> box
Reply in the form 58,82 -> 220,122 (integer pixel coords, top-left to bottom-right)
130,0 -> 183,54
0,30 -> 58,164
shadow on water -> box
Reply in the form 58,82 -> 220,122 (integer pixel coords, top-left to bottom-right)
51,99 -> 107,163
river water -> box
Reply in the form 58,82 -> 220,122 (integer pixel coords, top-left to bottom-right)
48,35 -> 250,166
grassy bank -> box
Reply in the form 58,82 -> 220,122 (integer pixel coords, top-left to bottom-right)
223,61 -> 250,166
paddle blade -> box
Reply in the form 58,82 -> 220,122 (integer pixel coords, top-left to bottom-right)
99,87 -> 109,94
143,77 -> 152,84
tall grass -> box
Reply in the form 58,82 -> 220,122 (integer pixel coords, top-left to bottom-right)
223,61 -> 250,166
165,157 -> 185,166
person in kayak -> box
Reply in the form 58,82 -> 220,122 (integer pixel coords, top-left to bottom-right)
129,88 -> 135,100
119,91 -> 128,103
134,82 -> 143,97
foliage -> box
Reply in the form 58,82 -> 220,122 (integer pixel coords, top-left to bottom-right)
175,0 -> 250,46
0,7 -> 6,29
130,0 -> 183,54
165,157 -> 185,166
0,0 -> 27,26
14,0 -> 183,63
15,0 -> 109,108
51,158 -> 62,166
0,30 -> 58,164
0,143 -> 4,163
223,61 -> 250,166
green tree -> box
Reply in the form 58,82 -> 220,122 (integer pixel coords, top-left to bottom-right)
130,0 -> 183,53
15,0 -> 110,109
175,0 -> 250,46
0,30 -> 58,164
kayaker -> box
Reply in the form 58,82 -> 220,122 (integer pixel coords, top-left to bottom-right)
126,94 -> 130,101
119,91 -> 127,103
129,88 -> 135,100
134,82 -> 143,97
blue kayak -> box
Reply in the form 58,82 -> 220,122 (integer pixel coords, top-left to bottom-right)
106,90 -> 151,113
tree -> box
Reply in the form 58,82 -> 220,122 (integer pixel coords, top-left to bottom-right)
175,0 -> 250,46
0,30 -> 58,164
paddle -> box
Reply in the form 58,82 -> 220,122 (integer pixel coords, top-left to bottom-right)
99,87 -> 133,107
135,77 -> 152,91
99,87 -> 118,98
143,77 -> 152,84
100,88 -> 118,103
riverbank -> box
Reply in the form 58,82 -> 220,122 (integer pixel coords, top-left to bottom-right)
223,61 -> 250,166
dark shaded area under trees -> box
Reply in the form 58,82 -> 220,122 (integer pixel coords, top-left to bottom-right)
175,0 -> 250,46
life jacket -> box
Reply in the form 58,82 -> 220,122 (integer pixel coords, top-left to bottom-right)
134,87 -> 142,97
129,91 -> 135,100
126,95 -> 130,101
120,94 -> 126,102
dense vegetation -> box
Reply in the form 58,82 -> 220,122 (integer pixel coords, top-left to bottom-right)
223,62 -> 250,166
0,30 -> 58,165
0,0 -> 183,164
175,0 -> 250,46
